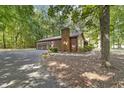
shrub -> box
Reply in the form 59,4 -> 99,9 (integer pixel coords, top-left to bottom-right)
49,47 -> 58,53
79,44 -> 94,52
42,53 -> 49,59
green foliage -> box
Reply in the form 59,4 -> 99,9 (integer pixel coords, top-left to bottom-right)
0,5 -> 54,49
110,6 -> 124,48
79,44 -> 94,52
49,47 -> 58,53
42,53 -> 50,59
0,5 -> 124,49
0,5 -> 35,48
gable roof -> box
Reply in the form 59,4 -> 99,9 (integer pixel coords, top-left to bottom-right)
38,31 -> 82,42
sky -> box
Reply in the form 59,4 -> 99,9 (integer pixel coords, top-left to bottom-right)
34,5 -> 49,12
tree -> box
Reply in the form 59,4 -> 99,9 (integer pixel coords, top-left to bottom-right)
48,5 -> 98,47
110,6 -> 124,48
100,5 -> 111,67
0,5 -> 35,48
48,5 -> 112,67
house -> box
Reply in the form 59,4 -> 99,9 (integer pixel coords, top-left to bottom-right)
36,27 -> 84,52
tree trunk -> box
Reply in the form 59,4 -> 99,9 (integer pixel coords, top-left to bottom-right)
117,38 -> 119,48
3,30 -> 6,48
81,33 -> 88,47
112,31 -> 115,48
118,38 -> 121,48
100,5 -> 111,67
15,32 -> 21,48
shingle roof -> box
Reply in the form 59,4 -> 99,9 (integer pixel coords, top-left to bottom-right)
38,31 -> 82,42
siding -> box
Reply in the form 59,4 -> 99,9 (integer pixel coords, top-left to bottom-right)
37,37 -> 78,52
70,37 -> 78,52
37,39 -> 61,50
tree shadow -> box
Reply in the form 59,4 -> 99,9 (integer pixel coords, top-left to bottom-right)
0,50 -> 65,88
45,51 -> 124,87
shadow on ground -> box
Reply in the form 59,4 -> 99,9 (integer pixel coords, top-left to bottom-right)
0,50 -> 66,88
45,51 -> 124,88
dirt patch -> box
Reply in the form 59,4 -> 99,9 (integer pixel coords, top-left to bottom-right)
44,51 -> 124,88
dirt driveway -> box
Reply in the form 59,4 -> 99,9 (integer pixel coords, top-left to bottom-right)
0,49 -> 124,88
0,49 -> 66,88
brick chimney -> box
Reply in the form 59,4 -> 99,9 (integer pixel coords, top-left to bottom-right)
61,27 -> 71,52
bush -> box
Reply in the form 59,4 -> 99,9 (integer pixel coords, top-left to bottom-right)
79,44 -> 94,52
49,47 -> 58,53
42,53 -> 49,59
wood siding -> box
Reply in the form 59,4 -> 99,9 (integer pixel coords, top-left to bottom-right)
37,36 -> 78,52
70,37 -> 78,52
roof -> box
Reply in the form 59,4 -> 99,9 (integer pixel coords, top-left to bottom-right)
38,31 -> 82,42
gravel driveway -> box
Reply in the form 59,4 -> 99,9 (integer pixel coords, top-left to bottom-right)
0,49 -> 65,88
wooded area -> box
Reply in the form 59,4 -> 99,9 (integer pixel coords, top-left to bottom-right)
0,5 -> 124,66
0,5 -> 124,88
0,5 -> 124,49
